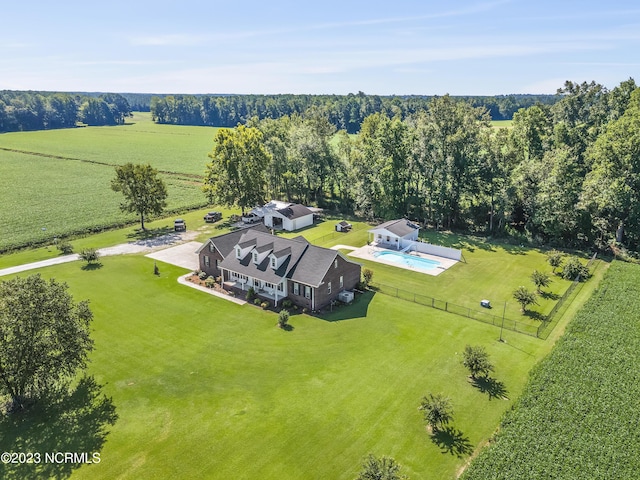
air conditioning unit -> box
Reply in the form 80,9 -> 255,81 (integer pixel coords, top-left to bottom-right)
338,290 -> 354,303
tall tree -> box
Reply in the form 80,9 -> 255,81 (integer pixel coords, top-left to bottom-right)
0,274 -> 93,411
111,163 -> 168,230
203,125 -> 270,214
418,393 -> 453,432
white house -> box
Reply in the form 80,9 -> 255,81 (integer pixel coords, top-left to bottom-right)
263,203 -> 314,231
368,219 -> 420,250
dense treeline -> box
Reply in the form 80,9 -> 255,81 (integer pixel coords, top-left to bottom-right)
0,91 -> 131,132
204,78 -> 640,251
151,92 -> 557,132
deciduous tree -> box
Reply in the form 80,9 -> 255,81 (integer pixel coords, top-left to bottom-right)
530,270 -> 552,293
0,275 -> 93,411
111,163 -> 168,230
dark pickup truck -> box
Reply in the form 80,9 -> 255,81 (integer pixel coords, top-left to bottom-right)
174,219 -> 187,232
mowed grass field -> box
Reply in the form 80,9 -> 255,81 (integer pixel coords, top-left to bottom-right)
0,113 -> 218,251
0,254 -> 580,480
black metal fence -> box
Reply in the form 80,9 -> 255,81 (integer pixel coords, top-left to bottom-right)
537,253 -> 599,340
369,252 -> 600,339
368,281 -> 539,337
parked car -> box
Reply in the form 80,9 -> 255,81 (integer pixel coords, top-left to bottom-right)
204,211 -> 222,223
241,213 -> 262,224
174,219 -> 187,232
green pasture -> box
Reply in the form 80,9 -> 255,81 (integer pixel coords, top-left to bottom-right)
0,113 -> 223,251
0,255 -> 562,480
0,112 -> 219,175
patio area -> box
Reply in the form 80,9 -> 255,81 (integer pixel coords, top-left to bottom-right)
347,244 -> 458,276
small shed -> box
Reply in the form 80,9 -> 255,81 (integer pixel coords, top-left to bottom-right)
335,221 -> 352,232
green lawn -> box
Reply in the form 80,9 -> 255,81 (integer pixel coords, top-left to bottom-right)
0,254 -> 567,480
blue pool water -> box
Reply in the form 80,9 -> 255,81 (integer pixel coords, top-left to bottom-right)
374,250 -> 441,270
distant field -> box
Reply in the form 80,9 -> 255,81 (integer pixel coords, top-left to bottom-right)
0,113 -> 219,251
491,120 -> 513,128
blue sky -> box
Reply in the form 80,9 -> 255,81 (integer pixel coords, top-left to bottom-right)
2,0 -> 639,95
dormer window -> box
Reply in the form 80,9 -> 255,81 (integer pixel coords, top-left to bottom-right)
271,257 -> 276,268
253,252 -> 258,263
236,247 -> 241,258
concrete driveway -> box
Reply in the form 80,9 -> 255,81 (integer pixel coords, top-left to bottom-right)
145,241 -> 201,271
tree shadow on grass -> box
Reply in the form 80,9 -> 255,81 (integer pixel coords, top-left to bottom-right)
81,262 -> 103,271
0,376 -> 117,480
540,291 -> 560,301
430,426 -> 474,458
278,323 -> 295,332
126,226 -> 172,241
471,376 -> 508,400
524,310 -> 546,322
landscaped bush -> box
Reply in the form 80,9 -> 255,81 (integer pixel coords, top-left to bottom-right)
302,307 -> 309,314
282,299 -> 293,309
362,268 -> 374,286
278,309 -> 290,328
562,256 -> 590,280
205,276 -> 216,288
56,242 -> 74,255
253,298 -> 262,306
246,287 -> 256,300
198,271 -> 208,280
79,248 -> 100,264
260,301 -> 269,309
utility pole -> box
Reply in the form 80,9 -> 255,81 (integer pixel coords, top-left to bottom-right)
499,301 -> 506,342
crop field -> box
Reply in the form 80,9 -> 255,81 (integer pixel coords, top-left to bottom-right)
0,255 -> 563,480
0,113 -> 218,251
461,260 -> 639,480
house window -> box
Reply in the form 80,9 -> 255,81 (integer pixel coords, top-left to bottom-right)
304,286 -> 311,299
236,247 -> 241,258
327,282 -> 332,294
204,255 -> 210,267
209,244 -> 215,252
271,257 -> 276,268
254,279 -> 261,288
215,259 -> 218,268
277,282 -> 284,292
386,236 -> 390,242
340,275 -> 343,289
253,252 -> 258,263
334,259 -> 338,269
293,282 -> 299,295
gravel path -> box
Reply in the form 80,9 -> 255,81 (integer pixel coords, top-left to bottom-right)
0,230 -> 202,277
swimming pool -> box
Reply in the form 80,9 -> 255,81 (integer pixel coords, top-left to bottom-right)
373,250 -> 441,270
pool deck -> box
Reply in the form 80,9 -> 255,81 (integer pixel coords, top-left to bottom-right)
346,244 -> 458,276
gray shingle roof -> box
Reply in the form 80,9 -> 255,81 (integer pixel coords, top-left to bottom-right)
372,219 -> 419,238
276,204 -> 313,220
198,224 -> 268,257
215,229 -> 358,287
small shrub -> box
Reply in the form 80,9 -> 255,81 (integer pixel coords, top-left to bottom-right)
282,299 -> 293,309
57,242 -> 74,255
194,269 -> 202,276
198,271 -> 208,280
261,301 -> 269,309
356,281 -> 367,290
302,307 -> 309,314
562,256 -> 590,281
154,262 -> 160,275
278,309 -> 290,328
215,276 -> 222,283
246,287 -> 256,300
254,298 -> 262,306
79,248 -> 100,264
205,276 -> 216,288
362,268 -> 374,286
